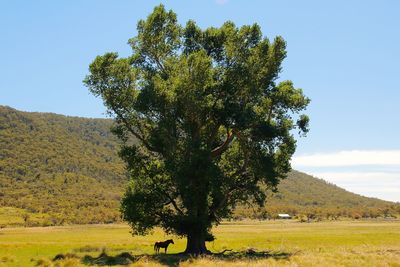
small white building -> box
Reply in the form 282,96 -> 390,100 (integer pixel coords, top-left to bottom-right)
278,213 -> 291,219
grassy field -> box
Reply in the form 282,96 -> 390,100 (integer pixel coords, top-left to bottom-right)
0,220 -> 399,266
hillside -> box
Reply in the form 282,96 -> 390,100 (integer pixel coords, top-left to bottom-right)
0,106 -> 398,226
235,171 -> 399,220
0,106 -> 126,226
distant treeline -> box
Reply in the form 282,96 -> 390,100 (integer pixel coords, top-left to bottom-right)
0,106 -> 398,227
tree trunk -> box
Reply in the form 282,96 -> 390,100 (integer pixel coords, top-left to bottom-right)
184,232 -> 210,254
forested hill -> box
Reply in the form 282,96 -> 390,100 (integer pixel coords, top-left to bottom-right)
236,171 -> 399,220
0,106 -> 398,226
0,105 -> 126,225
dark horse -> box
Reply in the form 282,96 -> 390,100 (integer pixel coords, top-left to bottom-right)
154,239 -> 174,254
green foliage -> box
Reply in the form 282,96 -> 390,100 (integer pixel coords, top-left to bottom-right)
0,106 -> 398,228
84,5 -> 310,253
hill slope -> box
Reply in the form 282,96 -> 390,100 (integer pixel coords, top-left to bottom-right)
0,106 -> 126,225
235,171 -> 399,220
0,106 -> 398,226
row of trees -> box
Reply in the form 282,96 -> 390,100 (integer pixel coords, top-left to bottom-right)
2,204 -> 398,229
233,205 -> 400,221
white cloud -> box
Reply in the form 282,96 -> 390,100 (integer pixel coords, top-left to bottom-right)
310,172 -> 399,181
309,171 -> 400,202
216,0 -> 229,5
291,150 -> 400,202
292,150 -> 400,167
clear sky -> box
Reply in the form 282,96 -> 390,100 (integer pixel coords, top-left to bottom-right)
1,0 -> 399,201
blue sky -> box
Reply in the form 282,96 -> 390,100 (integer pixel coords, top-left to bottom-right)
1,0 -> 399,201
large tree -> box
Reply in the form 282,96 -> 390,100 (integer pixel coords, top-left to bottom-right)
84,5 -> 310,254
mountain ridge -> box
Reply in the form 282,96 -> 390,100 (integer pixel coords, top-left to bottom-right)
0,105 -> 398,226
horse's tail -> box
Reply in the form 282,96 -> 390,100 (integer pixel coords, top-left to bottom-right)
154,243 -> 156,251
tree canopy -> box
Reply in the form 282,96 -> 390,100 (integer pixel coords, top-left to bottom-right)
84,5 -> 310,254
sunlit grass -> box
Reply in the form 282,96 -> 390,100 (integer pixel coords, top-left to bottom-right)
0,220 -> 399,266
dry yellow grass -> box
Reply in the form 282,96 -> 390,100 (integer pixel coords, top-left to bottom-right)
0,220 -> 399,266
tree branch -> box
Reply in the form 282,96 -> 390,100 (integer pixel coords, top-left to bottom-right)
162,190 -> 184,215
209,153 -> 250,221
267,101 -> 274,123
210,174 -> 248,218
151,50 -> 168,75
211,128 -> 237,157
112,108 -> 159,153
154,57 -> 167,74
207,123 -> 221,147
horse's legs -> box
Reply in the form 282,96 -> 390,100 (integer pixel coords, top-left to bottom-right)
165,246 -> 167,254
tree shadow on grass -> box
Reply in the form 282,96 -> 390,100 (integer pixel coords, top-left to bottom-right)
61,248 -> 294,267
153,250 -> 293,267
80,252 -> 135,266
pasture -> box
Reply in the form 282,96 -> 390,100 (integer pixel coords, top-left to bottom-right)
0,220 -> 399,266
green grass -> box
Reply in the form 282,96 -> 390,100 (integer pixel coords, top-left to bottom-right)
0,207 -> 25,226
0,220 -> 399,266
